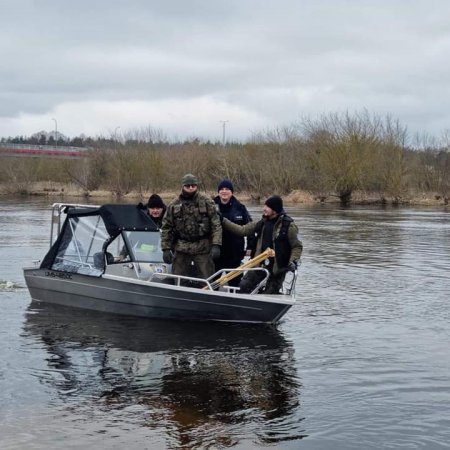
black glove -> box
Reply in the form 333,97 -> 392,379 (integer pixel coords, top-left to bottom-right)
210,245 -> 221,260
162,249 -> 173,264
287,260 -> 298,272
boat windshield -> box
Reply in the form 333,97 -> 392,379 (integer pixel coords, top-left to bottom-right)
122,230 -> 163,263
42,204 -> 164,275
51,214 -> 108,276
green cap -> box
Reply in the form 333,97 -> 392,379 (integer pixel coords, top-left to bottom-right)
181,173 -> 198,185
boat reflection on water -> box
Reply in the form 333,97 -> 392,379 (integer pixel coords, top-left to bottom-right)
23,301 -> 306,447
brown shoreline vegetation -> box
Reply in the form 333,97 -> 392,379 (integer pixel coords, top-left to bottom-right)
0,181 -> 447,207
1,111 -> 449,207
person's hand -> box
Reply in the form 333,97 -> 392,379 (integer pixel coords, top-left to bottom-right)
162,249 -> 173,264
210,245 -> 221,260
287,260 -> 298,272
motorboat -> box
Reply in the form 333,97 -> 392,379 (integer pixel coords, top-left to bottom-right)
23,203 -> 297,323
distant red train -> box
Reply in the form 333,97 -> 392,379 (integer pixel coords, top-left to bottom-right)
0,144 -> 88,158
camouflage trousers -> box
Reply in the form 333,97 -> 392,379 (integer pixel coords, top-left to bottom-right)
172,251 -> 215,280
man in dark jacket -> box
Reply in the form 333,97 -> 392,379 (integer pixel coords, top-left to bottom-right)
213,179 -> 252,286
222,195 -> 302,294
118,195 -> 166,261
161,174 -> 222,279
146,194 -> 166,228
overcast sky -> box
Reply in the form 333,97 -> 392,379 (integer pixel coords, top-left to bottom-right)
1,0 -> 450,142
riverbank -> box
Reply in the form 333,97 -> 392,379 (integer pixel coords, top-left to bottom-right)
0,181 -> 448,206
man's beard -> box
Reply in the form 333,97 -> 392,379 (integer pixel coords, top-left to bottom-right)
182,189 -> 196,198
264,211 -> 277,219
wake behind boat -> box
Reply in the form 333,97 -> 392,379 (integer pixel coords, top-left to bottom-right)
23,203 -> 297,323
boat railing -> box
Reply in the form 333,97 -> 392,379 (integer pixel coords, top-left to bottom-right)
282,268 -> 298,297
148,272 -> 214,290
206,267 -> 270,294
148,267 -> 271,295
249,268 -> 271,294
207,265 -> 298,296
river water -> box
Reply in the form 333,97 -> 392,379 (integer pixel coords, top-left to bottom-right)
1,197 -> 449,449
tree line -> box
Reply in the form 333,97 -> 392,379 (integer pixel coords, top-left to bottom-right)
1,112 -> 449,205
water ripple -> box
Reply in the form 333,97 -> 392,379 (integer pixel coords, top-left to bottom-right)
2,201 -> 450,449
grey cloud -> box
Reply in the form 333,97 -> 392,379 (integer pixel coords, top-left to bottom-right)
1,0 -> 450,137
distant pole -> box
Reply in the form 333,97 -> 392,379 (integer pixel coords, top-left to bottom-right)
114,126 -> 121,141
51,118 -> 58,147
220,120 -> 229,146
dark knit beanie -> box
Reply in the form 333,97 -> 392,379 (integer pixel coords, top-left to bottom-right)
217,179 -> 234,192
265,195 -> 283,214
147,194 -> 165,209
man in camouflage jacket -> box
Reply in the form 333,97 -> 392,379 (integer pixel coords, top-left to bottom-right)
161,174 -> 222,279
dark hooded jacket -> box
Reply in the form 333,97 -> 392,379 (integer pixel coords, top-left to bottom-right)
222,212 -> 303,275
213,195 -> 252,264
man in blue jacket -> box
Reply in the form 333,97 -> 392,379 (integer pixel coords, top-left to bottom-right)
213,179 -> 253,286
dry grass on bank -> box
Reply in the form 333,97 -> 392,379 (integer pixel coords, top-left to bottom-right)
0,181 -> 447,207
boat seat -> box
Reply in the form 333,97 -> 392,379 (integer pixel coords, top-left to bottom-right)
93,252 -> 114,270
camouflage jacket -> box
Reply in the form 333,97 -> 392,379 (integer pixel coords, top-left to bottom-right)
222,214 -> 302,274
161,191 -> 222,255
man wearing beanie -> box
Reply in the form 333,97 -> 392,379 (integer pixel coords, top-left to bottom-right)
213,179 -> 253,286
117,193 -> 167,262
146,194 -> 166,228
222,195 -> 302,294
161,174 -> 222,280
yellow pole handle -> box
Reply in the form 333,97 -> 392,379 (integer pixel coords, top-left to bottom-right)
205,248 -> 275,290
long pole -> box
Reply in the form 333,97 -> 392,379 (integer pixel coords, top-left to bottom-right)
51,118 -> 58,147
220,120 -> 228,146
204,248 -> 275,290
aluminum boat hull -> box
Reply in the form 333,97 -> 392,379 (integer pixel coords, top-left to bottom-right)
23,267 -> 294,323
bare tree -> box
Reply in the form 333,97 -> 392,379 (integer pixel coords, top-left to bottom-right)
61,149 -> 108,193
376,117 -> 410,204
249,126 -> 305,194
301,111 -> 381,205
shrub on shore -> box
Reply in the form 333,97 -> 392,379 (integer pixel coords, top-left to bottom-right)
1,111 -> 449,206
